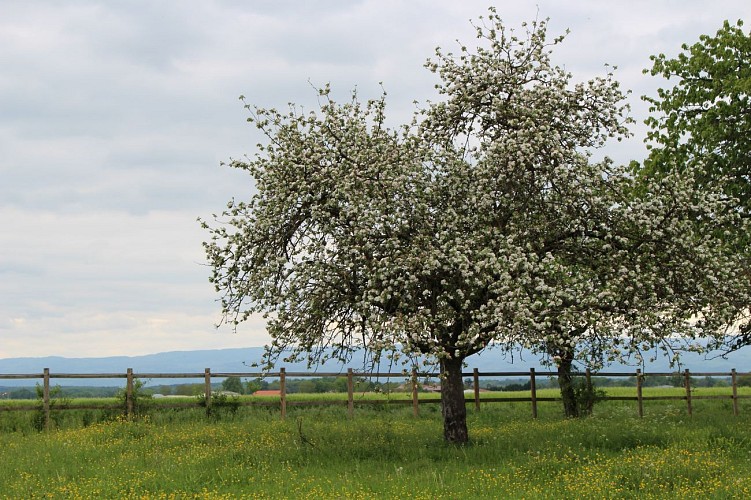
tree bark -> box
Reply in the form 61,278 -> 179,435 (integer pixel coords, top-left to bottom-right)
557,352 -> 579,418
440,356 -> 469,444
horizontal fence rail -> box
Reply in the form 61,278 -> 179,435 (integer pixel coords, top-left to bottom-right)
1,367 -> 749,430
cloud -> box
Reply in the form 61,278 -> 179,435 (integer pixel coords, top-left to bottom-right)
0,207 -> 267,358
2,0 -> 750,358
0,309 -> 267,359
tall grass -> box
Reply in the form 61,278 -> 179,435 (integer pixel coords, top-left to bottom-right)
2,394 -> 751,498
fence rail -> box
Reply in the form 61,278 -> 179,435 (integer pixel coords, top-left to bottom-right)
1,367 -> 749,429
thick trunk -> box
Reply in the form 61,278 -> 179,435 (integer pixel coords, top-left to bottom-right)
557,354 -> 579,418
440,356 -> 469,444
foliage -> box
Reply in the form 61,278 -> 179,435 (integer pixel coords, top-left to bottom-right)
737,374 -> 751,387
33,383 -> 70,431
500,381 -> 532,392
220,376 -> 245,394
198,391 -> 241,421
640,20 -> 751,354
571,378 -> 605,416
0,387 -> 36,400
245,377 -> 268,394
0,385 -> 120,399
261,376 -> 398,394
642,20 -> 751,217
115,378 -> 153,419
203,8 -> 746,440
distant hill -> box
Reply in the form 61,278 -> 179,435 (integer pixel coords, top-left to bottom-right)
0,348 -> 268,375
1,346 -> 749,387
0,348 -> 269,387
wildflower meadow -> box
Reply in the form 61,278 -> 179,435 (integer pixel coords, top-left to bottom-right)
2,391 -> 751,498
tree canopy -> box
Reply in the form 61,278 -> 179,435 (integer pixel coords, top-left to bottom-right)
641,20 -> 751,352
643,19 -> 751,216
221,376 -> 245,394
203,10 -> 747,442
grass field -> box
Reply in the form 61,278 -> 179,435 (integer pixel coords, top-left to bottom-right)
2,390 -> 751,498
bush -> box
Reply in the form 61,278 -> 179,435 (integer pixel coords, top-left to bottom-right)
198,392 -> 241,421
33,383 -> 70,431
572,378 -> 605,417
115,379 -> 153,420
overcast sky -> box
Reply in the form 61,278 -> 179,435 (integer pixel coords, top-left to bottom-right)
2,0 -> 749,359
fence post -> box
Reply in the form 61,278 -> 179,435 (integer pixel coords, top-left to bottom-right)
126,368 -> 134,419
684,369 -> 692,416
530,368 -> 538,419
411,369 -> 419,418
473,368 -> 481,411
347,368 -> 354,418
732,368 -> 739,416
43,368 -> 50,431
280,367 -> 287,420
636,369 -> 643,418
204,368 -> 212,416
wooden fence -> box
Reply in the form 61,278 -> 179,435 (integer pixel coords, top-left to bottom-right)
1,367 -> 749,430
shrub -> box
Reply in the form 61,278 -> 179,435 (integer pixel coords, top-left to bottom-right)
197,392 -> 241,421
33,383 -> 70,431
115,379 -> 153,420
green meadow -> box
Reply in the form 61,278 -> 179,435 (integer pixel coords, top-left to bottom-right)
2,389 -> 751,498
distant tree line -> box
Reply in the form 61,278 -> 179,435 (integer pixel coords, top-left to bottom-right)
149,376 -> 404,396
0,386 -> 121,400
468,375 -> 745,392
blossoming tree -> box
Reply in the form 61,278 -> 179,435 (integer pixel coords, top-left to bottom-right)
203,10 -> 747,441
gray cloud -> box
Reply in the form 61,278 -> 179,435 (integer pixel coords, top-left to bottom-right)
2,0 -> 750,358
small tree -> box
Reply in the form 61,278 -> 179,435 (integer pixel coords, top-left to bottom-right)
246,378 -> 268,394
33,383 -> 70,431
115,379 -> 152,419
221,376 -> 245,394
737,374 -> 751,387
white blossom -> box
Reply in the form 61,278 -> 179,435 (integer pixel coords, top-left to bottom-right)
202,8 -> 748,388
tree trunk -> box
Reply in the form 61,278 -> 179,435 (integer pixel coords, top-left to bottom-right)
557,353 -> 579,418
440,356 -> 469,444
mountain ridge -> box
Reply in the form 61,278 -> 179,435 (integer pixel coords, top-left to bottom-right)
2,346 -> 750,387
